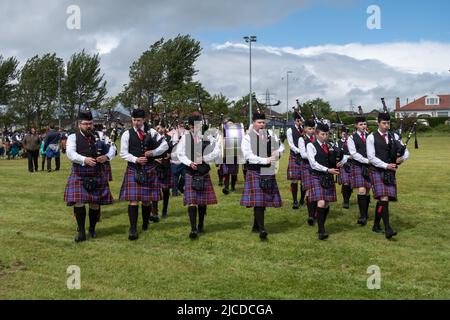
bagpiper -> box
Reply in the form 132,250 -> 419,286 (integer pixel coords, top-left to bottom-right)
336,127 -> 353,209
306,123 -> 340,240
298,119 -> 317,226
347,116 -> 372,226
64,110 -> 115,242
220,118 -> 241,195
367,111 -> 409,239
286,111 -> 305,209
119,109 -> 168,240
154,120 -> 174,218
176,112 -> 220,239
240,111 -> 285,240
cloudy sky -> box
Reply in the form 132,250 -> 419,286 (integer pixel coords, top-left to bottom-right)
2,0 -> 450,112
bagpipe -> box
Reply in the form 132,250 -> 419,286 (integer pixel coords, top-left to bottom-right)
380,97 -> 418,170
196,85 -> 210,134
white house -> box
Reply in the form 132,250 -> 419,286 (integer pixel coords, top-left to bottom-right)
395,95 -> 450,118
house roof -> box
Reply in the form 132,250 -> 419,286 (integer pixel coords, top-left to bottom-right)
398,95 -> 450,111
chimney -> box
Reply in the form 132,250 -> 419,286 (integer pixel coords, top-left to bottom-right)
395,97 -> 401,111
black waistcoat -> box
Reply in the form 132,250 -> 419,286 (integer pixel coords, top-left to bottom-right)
128,128 -> 145,157
313,141 -> 330,169
352,132 -> 367,158
373,131 -> 397,164
290,125 -> 303,155
75,130 -> 97,158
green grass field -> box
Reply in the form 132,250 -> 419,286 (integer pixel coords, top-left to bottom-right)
0,136 -> 449,300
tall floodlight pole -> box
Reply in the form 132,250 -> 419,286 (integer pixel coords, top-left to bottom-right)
244,36 -> 257,125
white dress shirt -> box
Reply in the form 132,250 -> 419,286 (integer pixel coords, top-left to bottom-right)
176,131 -> 221,166
241,129 -> 285,165
347,131 -> 369,165
298,135 -> 314,160
307,141 -> 329,173
367,130 -> 410,169
286,126 -> 302,154
66,131 -> 116,166
120,126 -> 168,164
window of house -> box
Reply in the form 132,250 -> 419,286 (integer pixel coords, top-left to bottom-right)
437,111 -> 448,117
426,97 -> 440,105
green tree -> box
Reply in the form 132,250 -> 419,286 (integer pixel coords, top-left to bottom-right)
0,55 -> 19,105
126,35 -> 202,117
14,53 -> 64,130
63,50 -> 107,127
300,98 -> 333,120
0,55 -> 19,131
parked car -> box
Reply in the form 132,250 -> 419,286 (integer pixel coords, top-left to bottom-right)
417,119 -> 429,127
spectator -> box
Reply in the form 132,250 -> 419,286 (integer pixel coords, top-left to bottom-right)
44,124 -> 61,172
23,128 -> 42,173
39,131 -> 47,171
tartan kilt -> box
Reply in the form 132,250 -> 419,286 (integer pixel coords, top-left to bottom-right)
119,162 -> 162,202
337,164 -> 351,185
369,168 -> 397,201
103,162 -> 113,181
183,173 -> 217,206
300,162 -> 313,191
240,170 -> 282,208
64,164 -> 113,206
287,154 -> 302,180
157,164 -> 173,189
221,164 -> 239,175
308,174 -> 337,203
350,163 -> 372,189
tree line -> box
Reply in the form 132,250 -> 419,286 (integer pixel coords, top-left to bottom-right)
1,34 -> 335,131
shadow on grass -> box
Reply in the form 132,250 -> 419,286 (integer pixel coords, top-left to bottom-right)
202,221 -> 246,234
96,224 -> 128,238
266,219 -> 302,235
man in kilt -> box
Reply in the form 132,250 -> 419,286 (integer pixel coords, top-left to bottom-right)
347,116 -> 372,226
306,123 -> 341,240
286,112 -> 305,209
367,112 -> 409,239
119,109 -> 168,240
336,127 -> 353,209
298,119 -> 317,226
64,110 -> 115,242
240,111 -> 285,240
221,119 -> 241,195
177,112 -> 220,239
155,121 -> 173,218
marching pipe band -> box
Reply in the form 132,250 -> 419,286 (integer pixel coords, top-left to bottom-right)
63,94 -> 415,242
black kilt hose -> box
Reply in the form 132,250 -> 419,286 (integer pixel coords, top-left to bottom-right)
183,173 -> 217,206
300,161 -> 313,191
369,167 -> 397,201
287,153 -> 302,180
240,169 -> 282,208
350,162 -> 372,189
64,163 -> 113,206
119,162 -> 162,202
308,173 -> 337,203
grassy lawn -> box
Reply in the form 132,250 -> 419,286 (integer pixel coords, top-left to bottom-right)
0,135 -> 449,299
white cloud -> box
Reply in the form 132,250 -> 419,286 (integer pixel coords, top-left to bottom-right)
196,41 -> 450,112
2,1 -> 450,113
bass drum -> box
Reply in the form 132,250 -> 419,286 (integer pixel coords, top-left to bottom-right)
222,123 -> 245,165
